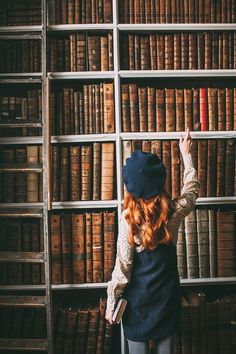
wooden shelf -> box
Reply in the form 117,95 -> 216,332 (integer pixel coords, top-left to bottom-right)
0,163 -> 43,172
0,338 -> 47,351
0,25 -> 43,32
0,208 -> 43,218
0,136 -> 42,145
0,121 -> 42,128
0,296 -> 46,307
0,252 -> 45,263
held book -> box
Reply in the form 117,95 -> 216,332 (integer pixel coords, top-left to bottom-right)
112,298 -> 127,324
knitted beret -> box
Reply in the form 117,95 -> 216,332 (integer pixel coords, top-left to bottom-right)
122,150 -> 166,199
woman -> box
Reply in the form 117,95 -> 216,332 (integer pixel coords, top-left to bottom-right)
105,129 -> 200,354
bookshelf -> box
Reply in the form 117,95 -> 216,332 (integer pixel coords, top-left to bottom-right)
0,0 -> 235,353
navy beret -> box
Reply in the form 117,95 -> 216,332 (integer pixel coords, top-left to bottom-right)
122,150 -> 166,199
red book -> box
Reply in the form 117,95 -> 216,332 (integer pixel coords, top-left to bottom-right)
199,88 -> 208,131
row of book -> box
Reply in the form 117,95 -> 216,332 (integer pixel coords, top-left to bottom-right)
123,139 -> 236,198
54,297 -> 113,354
121,85 -> 236,132
50,83 -> 115,135
177,209 -> 236,279
0,145 -> 43,203
119,0 -> 236,24
50,211 -> 116,284
0,90 -> 42,122
51,143 -> 116,201
121,32 -> 236,70
0,307 -> 46,339
0,0 -> 41,26
0,40 -> 41,73
49,0 -> 112,25
0,217 -> 44,285
48,33 -> 113,72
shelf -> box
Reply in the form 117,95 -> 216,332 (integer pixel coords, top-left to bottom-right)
119,69 -> 236,78
0,121 -> 42,128
51,133 -> 117,143
52,283 -> 108,289
118,23 -> 236,31
0,285 -> 46,291
0,207 -> 43,217
0,252 -> 45,263
0,296 -> 46,307
0,25 -> 43,33
0,163 -> 43,172
0,136 -> 42,145
52,200 -> 118,209
48,24 -> 114,31
180,277 -> 236,285
0,34 -> 42,40
0,339 -> 48,351
120,131 -> 236,140
47,71 -> 115,79
196,197 -> 236,205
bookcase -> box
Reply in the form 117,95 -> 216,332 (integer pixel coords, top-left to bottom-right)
0,1 -> 236,353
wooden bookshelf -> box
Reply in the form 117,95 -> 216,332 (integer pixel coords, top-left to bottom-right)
0,0 -> 236,353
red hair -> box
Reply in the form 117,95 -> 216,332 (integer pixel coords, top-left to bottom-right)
123,190 -> 175,251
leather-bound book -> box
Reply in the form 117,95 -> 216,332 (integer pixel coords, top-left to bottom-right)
101,35 -> 108,71
174,33 -> 181,69
165,0 -> 171,22
133,139 -> 142,151
39,218 -> 45,284
39,145 -> 43,202
123,140 -> 132,196
96,298 -> 106,354
212,32 -> 219,69
156,89 -> 165,131
225,139 -> 235,196
147,87 -> 155,131
199,88 -> 208,131
159,0 -> 165,23
207,88 -> 217,131
104,211 -> 116,282
197,33 -> 205,69
181,33 -> 188,69
175,89 -> 184,131
165,34 -> 174,69
103,83 -> 114,133
127,34 -> 134,70
171,140 -> 180,199
60,146 -> 69,201
70,146 -> 81,201
191,139 -> 198,174
26,145 -> 38,202
189,33 -> 197,69
162,140 -> 171,195
150,34 -> 157,70
138,86 -> 148,131
151,140 -> 162,158
61,214 -> 72,284
72,213 -> 85,283
93,142 -> 101,200
129,84 -> 139,132
83,85 -> 89,134
88,85 -> 93,134
103,321 -> 113,352
217,295 -> 232,354
104,0 -> 112,23
204,32 -> 212,69
196,209 -> 210,278
86,213 -> 92,283
225,88 -> 233,130
165,88 -> 175,131
54,306 -> 68,353
156,34 -> 165,69
92,212 -> 103,282
217,88 -> 226,131
185,210 -> 199,278
208,209 -> 217,277
31,220 -> 41,284
223,32 -> 229,69
193,88 -> 200,131
134,35 -> 141,70
206,298 -> 218,352
217,210 -> 236,277
142,140 -> 151,153
63,306 -> 78,354
140,36 -> 150,70
81,145 -> 92,200
86,302 -> 100,353
181,295 -> 191,354
176,220 -> 187,279
52,146 -> 59,201
74,301 -> 90,353
185,293 -> 201,354
216,140 -> 225,197
101,143 -> 114,200
218,33 -> 223,69
207,139 -> 217,197
50,214 -> 62,284
197,140 -> 208,197
108,34 -> 114,70
184,89 -> 193,130
134,0 -> 141,23
121,84 -> 131,132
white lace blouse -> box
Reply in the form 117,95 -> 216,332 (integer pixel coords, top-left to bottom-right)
106,153 -> 201,312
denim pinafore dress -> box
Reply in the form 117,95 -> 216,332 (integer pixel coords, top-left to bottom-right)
122,242 -> 181,342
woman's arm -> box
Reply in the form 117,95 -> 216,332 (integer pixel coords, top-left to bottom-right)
106,210 -> 134,313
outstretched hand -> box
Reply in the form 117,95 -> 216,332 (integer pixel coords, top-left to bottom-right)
179,128 -> 193,156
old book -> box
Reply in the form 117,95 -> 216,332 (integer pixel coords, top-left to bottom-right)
165,88 -> 175,131
225,139 -> 235,196
74,302 -> 90,353
52,146 -> 59,201
101,143 -> 114,200
156,89 -> 165,131
193,88 -> 200,131
70,146 -> 81,201
92,212 -> 103,282
175,89 -> 184,131
103,83 -> 115,133
96,297 -> 106,354
207,140 -> 217,197
93,142 -> 101,200
86,213 -> 92,282
101,35 -> 108,71
129,84 -> 139,132
61,214 -> 72,284
138,86 -> 148,131
88,35 -> 101,71
185,293 -> 201,353
217,210 -> 236,277
50,214 -> 62,284
206,298 -> 218,352
171,140 -> 180,198
121,84 -> 131,132
198,140 -> 208,197
184,89 -> 193,130
208,88 -> 218,131
81,145 -> 92,200
181,295 -> 191,353
54,306 -> 68,352
196,209 -> 210,278
60,146 -> 69,201
216,140 -> 225,197
225,88 -> 233,130
104,211 -> 116,282
199,88 -> 208,131
208,210 -> 217,277
63,306 -> 78,354
218,88 -> 226,130
72,214 -> 85,283
185,210 -> 199,278
86,302 -> 100,353
162,140 -> 171,195
176,220 -> 187,279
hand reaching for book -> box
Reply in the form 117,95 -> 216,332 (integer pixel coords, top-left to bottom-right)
179,128 -> 193,156
105,308 -> 114,324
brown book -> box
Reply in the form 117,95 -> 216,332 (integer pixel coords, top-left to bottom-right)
104,211 -> 116,282
103,83 -> 115,133
207,140 -> 217,197
193,88 -> 200,131
151,140 -> 162,157
165,89 -> 176,132
181,33 -> 188,69
206,298 -> 218,352
207,88 -> 217,131
61,214 -> 72,284
81,145 -> 92,200
101,143 -> 114,200
93,142 -> 101,200
217,88 -> 226,130
86,213 -> 92,282
142,140 -> 151,153
39,145 -> 43,202
101,36 -> 108,71
216,140 -> 225,197
198,140 -> 208,197
74,302 -> 90,353
225,139 -> 235,196
60,146 -> 69,201
121,84 -> 131,132
208,210 -> 217,278
165,34 -> 174,69
175,89 -> 184,131
86,302 -> 100,353
52,146 -> 59,201
50,214 -> 62,284
196,209 -> 210,278
225,88 -> 233,130
171,140 -> 180,198
189,33 -> 197,69
129,84 -> 139,132
96,297 -> 106,354
88,35 -> 101,71
92,212 -> 103,282
217,211 -> 236,277
156,89 -> 165,131
63,306 -> 78,354
185,210 -> 199,278
147,87 -> 155,131
174,33 -> 181,69
176,220 -> 187,279
184,293 -> 201,353
70,146 -> 81,201
162,140 -> 171,195
138,86 -> 148,131
181,295 -> 191,353
184,89 -> 193,130
150,34 -> 157,69
54,307 -> 68,352
72,213 -> 85,283
156,34 -> 165,69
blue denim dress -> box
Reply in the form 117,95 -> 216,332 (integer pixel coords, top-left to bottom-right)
122,242 -> 181,342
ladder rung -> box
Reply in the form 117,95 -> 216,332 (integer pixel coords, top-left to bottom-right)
0,338 -> 47,351
0,208 -> 43,217
0,163 -> 43,172
0,296 -> 47,307
0,252 -> 45,263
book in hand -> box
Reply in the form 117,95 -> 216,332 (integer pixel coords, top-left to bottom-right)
112,298 -> 127,324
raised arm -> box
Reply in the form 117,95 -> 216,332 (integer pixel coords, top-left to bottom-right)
106,210 -> 134,321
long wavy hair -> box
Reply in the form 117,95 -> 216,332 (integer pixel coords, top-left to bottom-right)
123,189 -> 175,251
